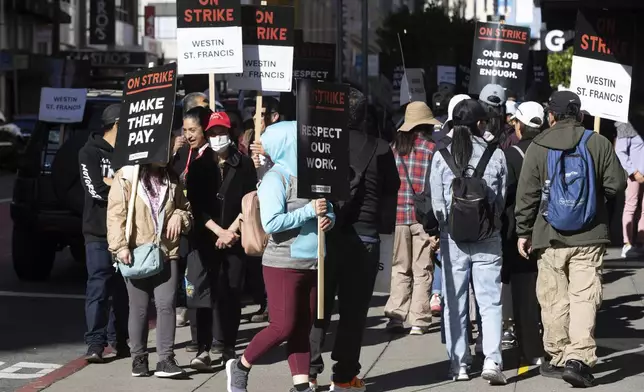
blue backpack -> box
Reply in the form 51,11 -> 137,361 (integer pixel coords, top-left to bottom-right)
543,130 -> 597,231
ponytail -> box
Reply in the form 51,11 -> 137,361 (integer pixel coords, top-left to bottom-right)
451,125 -> 475,170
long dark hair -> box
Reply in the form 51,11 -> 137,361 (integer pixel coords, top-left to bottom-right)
451,124 -> 479,170
140,165 -> 169,198
481,102 -> 506,145
393,124 -> 433,156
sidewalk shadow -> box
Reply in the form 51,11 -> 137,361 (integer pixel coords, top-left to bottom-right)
363,360 -> 450,392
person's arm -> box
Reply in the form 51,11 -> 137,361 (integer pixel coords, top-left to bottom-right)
614,137 -> 634,176
429,151 -> 447,226
106,170 -> 129,255
515,144 -> 542,238
598,136 -> 628,198
504,150 -> 518,208
78,147 -> 110,200
379,145 -> 401,234
258,171 -> 317,234
172,181 -> 193,234
185,160 -> 227,236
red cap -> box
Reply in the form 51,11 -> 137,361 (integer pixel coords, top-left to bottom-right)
205,112 -> 231,131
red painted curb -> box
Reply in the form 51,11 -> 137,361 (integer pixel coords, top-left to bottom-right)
16,318 -> 158,392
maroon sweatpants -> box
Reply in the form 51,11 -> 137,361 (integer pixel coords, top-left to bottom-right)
244,266 -> 317,375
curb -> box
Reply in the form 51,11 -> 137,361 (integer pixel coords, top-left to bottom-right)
16,318 -> 158,392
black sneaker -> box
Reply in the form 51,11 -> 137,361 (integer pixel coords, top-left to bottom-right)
110,342 -> 131,358
211,340 -> 225,355
186,341 -> 199,353
501,330 -> 517,348
221,347 -> 237,362
540,362 -> 564,379
250,304 -> 269,323
85,345 -> 105,364
131,355 -> 150,377
155,356 -> 186,379
562,359 -> 595,388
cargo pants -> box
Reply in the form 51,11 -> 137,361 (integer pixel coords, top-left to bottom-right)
536,245 -> 604,368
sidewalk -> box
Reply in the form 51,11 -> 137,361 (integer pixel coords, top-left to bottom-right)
37,258 -> 644,392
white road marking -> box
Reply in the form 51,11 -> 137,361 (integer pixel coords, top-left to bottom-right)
0,362 -> 62,379
0,291 -> 85,300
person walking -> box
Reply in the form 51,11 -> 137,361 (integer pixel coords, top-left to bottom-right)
107,163 -> 192,378
430,99 -> 507,384
308,88 -> 400,392
384,101 -> 438,335
502,102 -> 546,365
515,91 -> 626,387
225,121 -> 334,392
78,104 -> 129,363
614,121 -> 644,257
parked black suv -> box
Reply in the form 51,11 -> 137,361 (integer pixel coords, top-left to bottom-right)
11,89 -> 183,281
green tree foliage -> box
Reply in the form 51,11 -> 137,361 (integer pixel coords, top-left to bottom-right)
547,47 -> 573,88
377,4 -> 475,70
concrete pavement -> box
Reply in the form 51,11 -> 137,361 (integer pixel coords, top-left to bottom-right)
29,257 -> 644,392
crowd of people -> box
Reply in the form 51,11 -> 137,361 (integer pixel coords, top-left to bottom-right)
76,80 -> 629,391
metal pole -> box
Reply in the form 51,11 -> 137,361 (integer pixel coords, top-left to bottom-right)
335,0 -> 343,83
52,0 -> 61,56
0,0 -> 6,116
361,0 -> 368,97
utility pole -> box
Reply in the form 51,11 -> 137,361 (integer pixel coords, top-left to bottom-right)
361,0 -> 368,97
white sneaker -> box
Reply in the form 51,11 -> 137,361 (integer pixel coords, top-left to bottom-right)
449,366 -> 470,381
481,358 -> 507,385
176,307 -> 188,327
621,244 -> 633,258
409,326 -> 429,335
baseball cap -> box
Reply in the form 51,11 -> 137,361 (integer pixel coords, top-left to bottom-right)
205,112 -> 231,131
447,94 -> 471,122
513,101 -> 545,128
479,83 -> 506,107
506,100 -> 518,116
432,91 -> 449,112
452,99 -> 490,126
101,104 -> 121,128
547,90 -> 582,114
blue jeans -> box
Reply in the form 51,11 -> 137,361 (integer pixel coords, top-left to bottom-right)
441,235 -> 503,369
432,253 -> 442,295
84,241 -> 129,348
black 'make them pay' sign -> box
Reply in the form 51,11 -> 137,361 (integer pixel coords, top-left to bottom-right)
113,63 -> 178,169
296,79 -> 350,201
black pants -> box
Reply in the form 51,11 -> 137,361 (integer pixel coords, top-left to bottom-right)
511,271 -> 544,361
309,229 -> 380,383
245,256 -> 267,306
189,247 -> 246,351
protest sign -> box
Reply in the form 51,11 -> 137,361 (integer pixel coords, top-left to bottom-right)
175,0 -> 243,75
391,65 -> 404,106
296,79 -> 350,201
228,5 -> 294,92
293,42 -> 336,82
38,88 -> 87,123
469,22 -> 530,96
569,9 -> 634,123
437,65 -> 456,86
112,63 -> 178,169
399,68 -> 426,106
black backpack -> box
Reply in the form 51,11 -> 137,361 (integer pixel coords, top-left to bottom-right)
439,146 -> 498,242
400,156 -> 436,233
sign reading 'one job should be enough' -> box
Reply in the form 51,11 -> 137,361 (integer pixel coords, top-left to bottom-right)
228,5 -> 294,92
176,0 -> 243,75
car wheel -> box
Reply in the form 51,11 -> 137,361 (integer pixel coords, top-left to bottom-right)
70,241 -> 86,263
12,226 -> 56,281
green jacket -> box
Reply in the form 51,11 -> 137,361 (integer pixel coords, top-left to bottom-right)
515,119 -> 627,250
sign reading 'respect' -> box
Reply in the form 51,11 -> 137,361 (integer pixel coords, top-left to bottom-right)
570,9 -> 634,123
469,22 -> 531,96
38,88 -> 88,123
296,79 -> 350,201
176,0 -> 243,75
228,5 -> 295,92
113,63 -> 178,169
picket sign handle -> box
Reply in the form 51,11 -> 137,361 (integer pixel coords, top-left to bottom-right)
209,73 -> 216,110
254,92 -> 263,142
317,217 -> 325,320
593,115 -> 601,133
125,164 -> 141,241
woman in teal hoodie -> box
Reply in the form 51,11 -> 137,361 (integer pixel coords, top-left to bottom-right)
225,121 -> 334,392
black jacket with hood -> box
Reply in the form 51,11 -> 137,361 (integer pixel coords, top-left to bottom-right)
78,133 -> 115,243
515,119 -> 627,250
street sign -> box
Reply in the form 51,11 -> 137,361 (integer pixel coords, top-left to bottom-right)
89,0 -> 116,45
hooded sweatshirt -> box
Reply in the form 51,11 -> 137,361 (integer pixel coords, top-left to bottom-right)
78,133 -> 115,243
258,121 -> 335,270
614,122 -> 644,176
515,119 -> 627,250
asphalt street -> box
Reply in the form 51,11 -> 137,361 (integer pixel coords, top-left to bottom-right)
0,173 -> 88,392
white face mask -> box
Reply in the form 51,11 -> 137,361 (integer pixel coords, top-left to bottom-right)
209,135 -> 230,153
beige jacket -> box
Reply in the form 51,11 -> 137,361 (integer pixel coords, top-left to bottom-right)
107,165 -> 192,260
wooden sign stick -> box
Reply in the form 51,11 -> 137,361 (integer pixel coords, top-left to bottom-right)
318,217 -> 325,320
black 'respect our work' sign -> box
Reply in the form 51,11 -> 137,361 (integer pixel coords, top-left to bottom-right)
469,22 -> 531,96
113,63 -> 178,169
296,79 -> 350,201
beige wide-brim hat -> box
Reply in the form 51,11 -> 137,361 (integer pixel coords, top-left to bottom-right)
398,101 -> 441,132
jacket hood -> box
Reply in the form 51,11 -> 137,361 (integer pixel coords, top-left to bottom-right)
86,132 -> 114,152
262,121 -> 297,177
532,119 -> 586,151
615,121 -> 639,138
